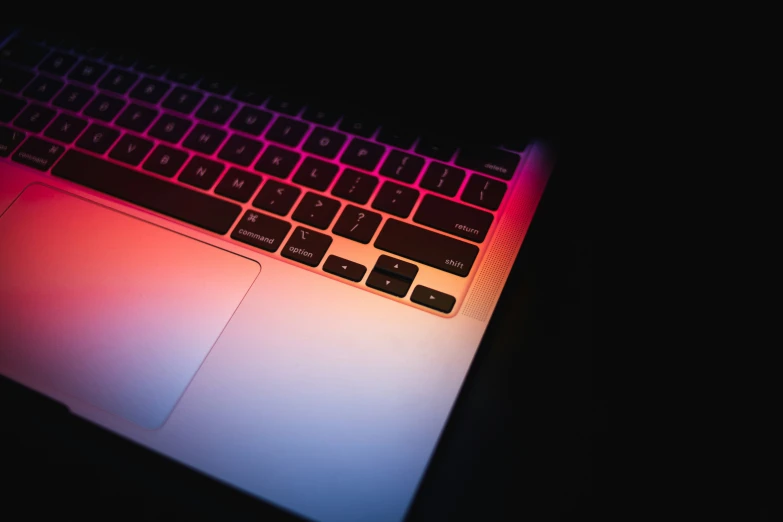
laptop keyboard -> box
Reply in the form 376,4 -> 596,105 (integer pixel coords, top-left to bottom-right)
0,31 -> 526,315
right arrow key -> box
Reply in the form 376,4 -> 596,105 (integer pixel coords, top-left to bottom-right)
411,285 -> 456,314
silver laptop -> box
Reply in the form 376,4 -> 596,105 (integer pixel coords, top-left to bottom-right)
0,30 -> 554,521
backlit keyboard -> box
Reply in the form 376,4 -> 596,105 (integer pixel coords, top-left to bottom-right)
0,31 -> 527,315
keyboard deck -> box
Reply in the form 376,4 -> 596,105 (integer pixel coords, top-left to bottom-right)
0,30 -> 528,316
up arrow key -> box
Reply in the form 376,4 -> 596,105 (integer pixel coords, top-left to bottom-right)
429,295 -> 435,300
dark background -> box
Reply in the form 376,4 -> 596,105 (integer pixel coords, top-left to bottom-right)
1,12 -> 597,521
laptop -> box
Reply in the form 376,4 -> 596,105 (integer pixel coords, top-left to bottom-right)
1,21 -> 558,521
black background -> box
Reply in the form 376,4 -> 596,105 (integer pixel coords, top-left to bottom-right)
1,12 -> 596,521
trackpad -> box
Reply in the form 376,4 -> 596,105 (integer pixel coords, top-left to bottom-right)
0,184 -> 259,429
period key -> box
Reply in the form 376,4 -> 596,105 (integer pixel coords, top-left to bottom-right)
323,255 -> 367,282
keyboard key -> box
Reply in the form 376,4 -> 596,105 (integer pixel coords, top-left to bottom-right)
162,86 -> 204,115
330,168 -> 378,205
377,127 -> 417,149
53,150 -> 242,234
332,205 -> 381,244
339,116 -> 377,138
461,173 -> 507,211
99,68 -> 139,94
196,96 -> 238,125
0,64 -> 34,93
231,86 -> 267,105
266,97 -> 303,116
0,126 -> 26,157
75,123 -> 120,154
265,116 -> 308,147
340,138 -> 385,171
0,39 -> 48,67
14,104 -> 56,132
0,94 -> 26,122
302,126 -> 346,159
215,167 -> 262,202
323,255 -> 366,282
366,270 -> 410,297
231,210 -> 291,253
414,194 -> 493,243
68,60 -> 107,86
130,77 -> 170,104
372,181 -> 419,218
374,255 -> 418,281
179,156 -> 225,189
217,134 -> 263,166
420,161 -> 466,197
115,103 -> 158,133
142,145 -> 188,177
148,113 -> 191,143
302,106 -> 340,126
374,218 -> 479,277
292,157 -> 339,191
410,285 -> 455,313
281,226 -> 332,267
252,179 -> 300,216
43,113 -> 88,144
38,52 -> 78,77
53,84 -> 94,112
455,146 -> 520,180
199,77 -> 233,95
230,106 -> 273,136
108,134 -> 154,166
378,149 -> 425,183
22,75 -> 64,102
292,192 -> 340,229
167,68 -> 200,86
254,145 -> 300,178
182,123 -> 226,155
415,136 -> 456,162
83,94 -> 126,122
11,136 -> 64,171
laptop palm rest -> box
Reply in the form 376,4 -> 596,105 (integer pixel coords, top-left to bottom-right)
0,184 -> 259,429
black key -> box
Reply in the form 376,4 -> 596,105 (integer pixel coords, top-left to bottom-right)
0,94 -> 26,122
292,192 -> 340,230
53,84 -> 93,112
179,156 -> 225,189
0,126 -> 26,157
135,61 -> 167,76
231,86 -> 267,105
231,210 -> 291,253
374,255 -> 418,281
115,103 -> 158,132
196,96 -> 238,125
323,255 -> 366,282
254,145 -> 300,178
374,219 -> 479,277
455,146 -> 520,180
38,52 -> 78,76
378,149 -> 425,183
265,116 -> 309,147
75,123 -> 120,154
415,136 -> 456,162
83,94 -> 125,122
130,77 -> 170,104
22,75 -> 64,102
411,285 -> 456,313
281,227 -> 332,267
166,68 -> 200,86
142,145 -> 188,177
340,138 -> 385,171
292,157 -> 339,191
332,205 -> 382,244
108,134 -> 154,166
338,116 -> 377,138
252,179 -> 300,216
302,127 -> 346,159
266,97 -> 304,116
0,39 -> 48,67
99,68 -> 139,94
420,162 -> 466,197
52,150 -> 242,235
377,127 -> 417,149
162,86 -> 204,115
104,51 -> 137,68
182,124 -> 227,155
330,168 -> 379,204
230,106 -> 273,136
43,113 -> 88,144
366,270 -> 410,298
217,134 -> 263,166
302,107 -> 340,126
11,136 -> 64,171
215,168 -> 262,202
372,181 -> 419,218
67,60 -> 107,86
0,64 -> 34,93
14,104 -> 56,132
199,78 -> 233,95
414,194 -> 493,243
148,113 -> 191,143
461,174 -> 507,211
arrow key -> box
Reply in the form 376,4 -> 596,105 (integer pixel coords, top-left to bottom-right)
323,255 -> 367,282
374,254 -> 418,281
411,285 -> 456,313
366,270 -> 410,298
